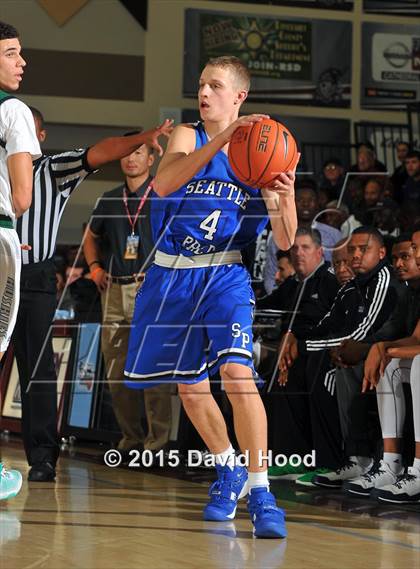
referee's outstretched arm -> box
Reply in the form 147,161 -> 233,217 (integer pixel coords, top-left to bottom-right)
85,119 -> 173,169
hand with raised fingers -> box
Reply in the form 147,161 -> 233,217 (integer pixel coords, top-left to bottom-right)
142,119 -> 175,156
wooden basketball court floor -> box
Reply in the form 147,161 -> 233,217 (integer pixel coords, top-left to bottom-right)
1,440 -> 419,569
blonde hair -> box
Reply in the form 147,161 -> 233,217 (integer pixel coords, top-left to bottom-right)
206,56 -> 251,91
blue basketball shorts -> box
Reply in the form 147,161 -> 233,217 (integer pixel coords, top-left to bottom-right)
124,263 -> 256,388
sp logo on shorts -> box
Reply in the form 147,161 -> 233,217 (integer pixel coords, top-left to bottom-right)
231,322 -> 250,349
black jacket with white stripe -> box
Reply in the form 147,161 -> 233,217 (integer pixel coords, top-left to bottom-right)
297,260 -> 408,354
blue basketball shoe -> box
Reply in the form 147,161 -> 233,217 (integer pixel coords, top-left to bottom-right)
0,463 -> 23,501
203,465 -> 248,521
247,486 -> 287,538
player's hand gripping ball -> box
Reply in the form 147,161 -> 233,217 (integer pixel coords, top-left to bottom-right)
228,118 -> 298,188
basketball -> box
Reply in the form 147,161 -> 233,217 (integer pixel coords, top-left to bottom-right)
228,118 -> 298,188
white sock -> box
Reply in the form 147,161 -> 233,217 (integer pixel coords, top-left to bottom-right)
383,452 -> 403,474
248,470 -> 269,492
215,444 -> 235,470
412,457 -> 420,476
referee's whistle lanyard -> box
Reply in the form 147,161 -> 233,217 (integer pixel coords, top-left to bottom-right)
122,182 -> 152,236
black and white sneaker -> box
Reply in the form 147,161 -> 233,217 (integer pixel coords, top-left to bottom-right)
374,468 -> 420,504
343,460 -> 400,497
313,457 -> 372,488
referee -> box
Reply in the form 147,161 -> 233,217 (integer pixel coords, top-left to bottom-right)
12,108 -> 172,482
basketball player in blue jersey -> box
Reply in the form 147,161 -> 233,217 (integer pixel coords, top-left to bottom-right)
124,56 -> 298,538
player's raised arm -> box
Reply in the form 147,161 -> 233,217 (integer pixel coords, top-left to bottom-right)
154,115 -> 268,197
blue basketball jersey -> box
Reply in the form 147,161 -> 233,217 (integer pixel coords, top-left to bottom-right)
151,122 -> 269,256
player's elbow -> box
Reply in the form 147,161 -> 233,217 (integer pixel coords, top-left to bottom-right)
153,176 -> 170,197
13,190 -> 32,217
272,231 -> 294,251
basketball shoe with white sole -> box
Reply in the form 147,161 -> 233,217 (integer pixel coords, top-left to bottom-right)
373,467 -> 420,504
343,460 -> 402,497
203,465 -> 248,521
313,457 -> 373,488
247,487 -> 287,539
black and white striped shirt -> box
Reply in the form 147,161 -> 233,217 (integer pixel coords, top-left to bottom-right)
16,149 -> 94,264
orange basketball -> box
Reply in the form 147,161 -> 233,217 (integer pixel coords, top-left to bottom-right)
228,118 -> 298,188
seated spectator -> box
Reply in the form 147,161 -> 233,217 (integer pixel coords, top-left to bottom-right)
364,177 -> 383,209
401,150 -> 420,204
349,142 -> 387,174
342,177 -> 365,219
323,200 -> 361,237
391,141 -> 410,200
391,233 -> 420,290
346,145 -> 388,219
319,158 -> 345,201
262,228 -> 342,482
258,228 -> 335,313
295,183 -> 341,254
274,250 -> 295,287
360,177 -> 394,226
256,251 -> 296,310
331,239 -> 354,286
371,198 -> 400,239
279,227 -> 408,489
336,232 -> 420,370
381,178 -> 395,201
355,225 -> 420,502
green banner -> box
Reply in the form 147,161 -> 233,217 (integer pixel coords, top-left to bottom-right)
200,14 -> 312,81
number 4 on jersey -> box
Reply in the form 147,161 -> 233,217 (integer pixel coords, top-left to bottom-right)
199,209 -> 221,241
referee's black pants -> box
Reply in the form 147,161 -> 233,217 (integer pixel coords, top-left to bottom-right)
12,260 -> 59,466
266,351 -> 343,470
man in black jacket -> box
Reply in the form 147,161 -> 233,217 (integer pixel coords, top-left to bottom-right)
280,227 -> 408,487
334,234 -> 420,369
261,227 -> 341,480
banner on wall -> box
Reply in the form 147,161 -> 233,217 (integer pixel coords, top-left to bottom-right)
209,0 -> 353,10
363,0 -> 420,16
361,22 -> 420,108
183,9 -> 352,107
